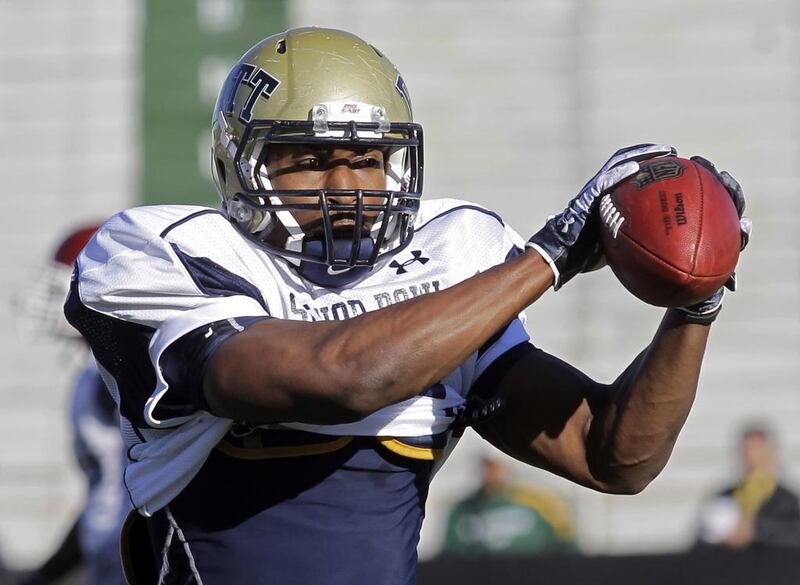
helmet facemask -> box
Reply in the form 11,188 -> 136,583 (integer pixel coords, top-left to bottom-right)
221,106 -> 423,282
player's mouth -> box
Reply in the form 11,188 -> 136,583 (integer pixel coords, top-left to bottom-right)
306,214 -> 378,239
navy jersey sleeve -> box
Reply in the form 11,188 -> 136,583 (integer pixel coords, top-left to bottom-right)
64,207 -> 279,515
65,207 -> 271,430
156,316 -> 270,418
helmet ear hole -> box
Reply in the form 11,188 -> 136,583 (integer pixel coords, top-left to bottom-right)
215,157 -> 227,184
276,39 -> 286,54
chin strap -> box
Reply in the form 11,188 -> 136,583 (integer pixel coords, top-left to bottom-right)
297,237 -> 375,287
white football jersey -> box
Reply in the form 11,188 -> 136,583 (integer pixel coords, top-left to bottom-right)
69,198 -> 530,515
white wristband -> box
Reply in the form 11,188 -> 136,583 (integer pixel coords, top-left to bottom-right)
525,241 -> 561,289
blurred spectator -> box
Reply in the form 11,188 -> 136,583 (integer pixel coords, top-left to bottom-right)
696,424 -> 800,549
14,225 -> 129,585
441,457 -> 577,556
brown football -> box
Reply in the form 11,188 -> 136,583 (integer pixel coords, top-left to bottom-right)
599,157 -> 740,307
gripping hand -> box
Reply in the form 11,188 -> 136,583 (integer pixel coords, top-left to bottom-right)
677,156 -> 752,324
527,143 -> 676,289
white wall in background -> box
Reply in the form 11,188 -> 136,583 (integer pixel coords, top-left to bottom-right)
0,0 -> 140,567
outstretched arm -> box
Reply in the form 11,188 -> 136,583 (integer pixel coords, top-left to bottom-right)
204,144 -> 675,425
204,249 -> 554,424
476,154 -> 750,494
475,311 -> 709,495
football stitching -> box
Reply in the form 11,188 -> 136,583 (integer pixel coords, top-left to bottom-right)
599,195 -> 625,238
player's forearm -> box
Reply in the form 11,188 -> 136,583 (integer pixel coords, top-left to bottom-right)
587,310 -> 710,493
205,249 -> 553,424
328,250 -> 553,412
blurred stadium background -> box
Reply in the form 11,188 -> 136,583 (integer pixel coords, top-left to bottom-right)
1,0 -> 799,575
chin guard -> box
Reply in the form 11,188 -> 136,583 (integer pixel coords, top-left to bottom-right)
297,237 -> 376,287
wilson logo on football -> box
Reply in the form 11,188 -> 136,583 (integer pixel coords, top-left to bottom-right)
599,194 -> 625,239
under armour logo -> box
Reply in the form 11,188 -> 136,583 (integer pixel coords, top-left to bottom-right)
558,215 -> 576,234
389,250 -> 429,274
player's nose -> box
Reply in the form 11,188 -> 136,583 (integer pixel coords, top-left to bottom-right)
323,162 -> 360,191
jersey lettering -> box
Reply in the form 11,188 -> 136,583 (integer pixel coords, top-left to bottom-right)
287,283 -> 439,320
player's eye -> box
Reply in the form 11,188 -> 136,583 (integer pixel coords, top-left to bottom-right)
296,155 -> 325,170
353,155 -> 384,170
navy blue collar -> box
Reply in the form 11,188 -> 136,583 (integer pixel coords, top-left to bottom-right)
297,237 -> 375,288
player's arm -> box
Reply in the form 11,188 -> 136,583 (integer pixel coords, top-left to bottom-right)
203,248 -> 554,425
474,311 -> 709,495
203,144 -> 675,426
475,155 -> 750,494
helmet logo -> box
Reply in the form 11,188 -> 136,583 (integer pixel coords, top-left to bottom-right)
234,63 -> 281,123
341,103 -> 361,114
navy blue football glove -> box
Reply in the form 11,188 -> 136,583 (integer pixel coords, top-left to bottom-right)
677,156 -> 752,324
527,143 -> 677,289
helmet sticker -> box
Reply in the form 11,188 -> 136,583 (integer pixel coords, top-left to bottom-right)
229,63 -> 281,123
395,75 -> 413,117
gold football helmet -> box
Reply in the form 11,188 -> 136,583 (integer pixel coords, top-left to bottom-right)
211,27 -> 423,281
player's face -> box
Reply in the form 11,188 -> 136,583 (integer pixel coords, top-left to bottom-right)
266,144 -> 388,240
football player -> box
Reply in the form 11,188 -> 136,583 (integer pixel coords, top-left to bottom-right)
64,27 -> 749,585
18,225 -> 128,585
